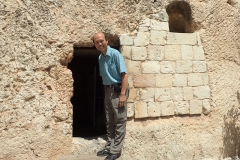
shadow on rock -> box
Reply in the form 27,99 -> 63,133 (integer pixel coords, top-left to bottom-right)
223,106 -> 240,158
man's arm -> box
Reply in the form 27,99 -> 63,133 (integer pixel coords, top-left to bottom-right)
119,72 -> 128,107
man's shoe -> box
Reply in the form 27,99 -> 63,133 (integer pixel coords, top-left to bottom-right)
104,153 -> 121,160
97,149 -> 110,157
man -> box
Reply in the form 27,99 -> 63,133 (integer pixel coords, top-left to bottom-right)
93,32 -> 128,160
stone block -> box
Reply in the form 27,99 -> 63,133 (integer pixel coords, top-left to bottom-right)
203,73 -> 209,85
181,45 -> 193,60
190,100 -> 202,115
188,73 -> 204,86
193,86 -> 210,99
139,18 -> 150,27
127,103 -> 135,118
173,74 -> 187,87
171,87 -> 183,101
155,88 -> 171,102
120,46 -> 131,59
150,30 -> 166,45
148,102 -> 161,117
128,88 -> 138,103
165,45 -> 181,61
160,61 -> 175,73
120,34 -> 133,46
133,74 -> 155,88
141,61 -> 160,73
157,12 -> 169,22
149,12 -> 169,22
125,60 -> 141,75
139,26 -> 149,32
161,101 -> 174,116
147,45 -> 165,61
167,32 -> 197,45
134,32 -> 150,47
192,61 -> 207,73
132,47 -> 147,60
174,101 -> 189,115
176,61 -> 192,73
238,90 -> 240,100
155,74 -> 173,87
128,75 -> 134,88
196,32 -> 202,45
150,20 -> 169,31
135,101 -> 148,118
193,46 -> 205,60
202,99 -> 211,115
183,87 -> 193,100
140,88 -> 155,102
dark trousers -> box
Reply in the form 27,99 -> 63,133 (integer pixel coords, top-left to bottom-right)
104,86 -> 128,154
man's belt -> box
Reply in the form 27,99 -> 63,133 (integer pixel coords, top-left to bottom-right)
105,83 -> 121,88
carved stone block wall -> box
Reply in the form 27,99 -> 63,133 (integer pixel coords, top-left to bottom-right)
120,18 -> 210,118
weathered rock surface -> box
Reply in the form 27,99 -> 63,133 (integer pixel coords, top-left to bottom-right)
0,0 -> 240,160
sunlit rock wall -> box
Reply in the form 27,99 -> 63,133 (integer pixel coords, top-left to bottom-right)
0,0 -> 239,160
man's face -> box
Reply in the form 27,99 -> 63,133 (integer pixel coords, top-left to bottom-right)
93,33 -> 108,54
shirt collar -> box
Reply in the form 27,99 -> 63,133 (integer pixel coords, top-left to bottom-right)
104,46 -> 111,57
100,46 -> 111,59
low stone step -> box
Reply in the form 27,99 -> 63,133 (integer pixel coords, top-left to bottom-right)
59,155 -> 123,160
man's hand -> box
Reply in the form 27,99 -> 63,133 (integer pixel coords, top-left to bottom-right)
119,94 -> 126,107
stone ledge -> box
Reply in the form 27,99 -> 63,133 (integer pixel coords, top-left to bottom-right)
167,32 -> 197,45
59,155 -> 123,160
150,30 -> 166,45
150,20 -> 169,31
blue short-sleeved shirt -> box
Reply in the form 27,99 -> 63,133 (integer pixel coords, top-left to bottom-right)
99,46 -> 127,85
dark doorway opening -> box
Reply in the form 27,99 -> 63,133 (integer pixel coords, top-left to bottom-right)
68,47 -> 106,138
166,1 -> 194,33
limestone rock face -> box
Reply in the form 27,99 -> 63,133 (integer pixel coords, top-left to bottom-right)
0,0 -> 240,160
